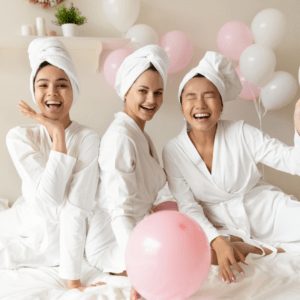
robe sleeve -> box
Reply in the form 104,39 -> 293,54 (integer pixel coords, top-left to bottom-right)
59,132 -> 100,280
242,123 -> 300,175
163,146 -> 225,244
6,126 -> 76,208
99,134 -> 137,255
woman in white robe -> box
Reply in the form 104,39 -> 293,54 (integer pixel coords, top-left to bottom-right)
163,51 -> 300,285
85,45 -> 177,300
0,38 -> 104,291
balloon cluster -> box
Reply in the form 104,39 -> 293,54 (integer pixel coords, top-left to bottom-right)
218,9 -> 298,111
102,0 -> 194,87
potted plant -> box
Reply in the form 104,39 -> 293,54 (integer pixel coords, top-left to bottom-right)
53,3 -> 87,37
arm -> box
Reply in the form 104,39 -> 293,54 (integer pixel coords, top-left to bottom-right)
99,134 -> 137,255
242,121 -> 300,176
6,128 -> 75,208
58,133 -> 100,282
162,148 -> 224,244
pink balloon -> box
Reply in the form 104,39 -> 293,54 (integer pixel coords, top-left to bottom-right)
235,66 -> 260,100
159,31 -> 194,74
126,211 -> 211,300
217,21 -> 254,61
104,48 -> 133,87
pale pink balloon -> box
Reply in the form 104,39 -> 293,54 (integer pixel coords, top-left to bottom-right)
125,211 -> 211,300
217,21 -> 254,61
235,66 -> 260,100
104,48 -> 133,87
159,31 -> 194,74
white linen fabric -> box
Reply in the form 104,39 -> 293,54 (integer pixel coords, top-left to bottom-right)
28,37 -> 80,105
0,121 -> 99,279
114,45 -> 169,101
178,51 -> 242,103
163,120 -> 300,253
85,112 -> 174,273
1,253 -> 300,300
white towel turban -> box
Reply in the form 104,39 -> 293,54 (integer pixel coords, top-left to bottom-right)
28,37 -> 80,105
178,51 -> 242,103
115,45 -> 169,101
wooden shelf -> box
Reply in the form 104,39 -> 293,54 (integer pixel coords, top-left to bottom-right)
0,36 -> 131,73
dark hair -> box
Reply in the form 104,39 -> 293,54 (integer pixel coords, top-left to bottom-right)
180,73 -> 205,104
33,61 -> 52,92
146,63 -> 158,72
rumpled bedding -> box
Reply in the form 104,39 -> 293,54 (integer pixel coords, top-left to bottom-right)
1,253 -> 300,300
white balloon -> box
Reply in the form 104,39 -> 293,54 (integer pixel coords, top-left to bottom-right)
103,0 -> 140,33
251,8 -> 287,49
261,71 -> 298,110
239,44 -> 276,86
125,24 -> 158,48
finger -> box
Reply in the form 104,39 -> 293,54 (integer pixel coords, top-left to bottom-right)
235,250 -> 248,270
94,281 -> 106,286
221,265 -> 231,284
19,101 -> 37,114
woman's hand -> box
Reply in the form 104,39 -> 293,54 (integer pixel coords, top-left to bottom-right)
18,100 -> 64,139
18,100 -> 67,154
294,98 -> 300,136
67,279 -> 106,292
211,236 -> 248,284
67,279 -> 87,292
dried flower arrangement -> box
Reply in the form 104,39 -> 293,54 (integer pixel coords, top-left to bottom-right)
26,0 -> 65,9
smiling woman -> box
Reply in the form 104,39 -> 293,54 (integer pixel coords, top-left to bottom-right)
0,37 -> 104,292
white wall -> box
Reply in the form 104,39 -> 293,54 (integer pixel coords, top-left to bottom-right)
0,0 -> 299,205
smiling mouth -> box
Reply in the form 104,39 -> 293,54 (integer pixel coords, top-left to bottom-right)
193,113 -> 211,120
140,105 -> 155,111
46,101 -> 62,110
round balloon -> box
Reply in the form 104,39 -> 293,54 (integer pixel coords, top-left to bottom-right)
125,24 -> 158,49
239,44 -> 276,86
261,71 -> 298,110
217,21 -> 253,61
103,0 -> 140,33
159,31 -> 194,74
251,8 -> 287,49
104,48 -> 133,87
235,66 -> 260,100
126,211 -> 211,300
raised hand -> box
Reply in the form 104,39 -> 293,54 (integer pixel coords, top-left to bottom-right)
294,98 -> 300,136
18,100 -> 67,154
18,100 -> 64,139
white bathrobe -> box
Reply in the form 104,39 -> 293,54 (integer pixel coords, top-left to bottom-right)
85,112 -> 173,273
0,121 -> 100,279
163,120 -> 300,253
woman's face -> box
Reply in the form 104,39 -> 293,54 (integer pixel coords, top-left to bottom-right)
34,65 -> 73,121
124,69 -> 164,129
181,76 -> 223,133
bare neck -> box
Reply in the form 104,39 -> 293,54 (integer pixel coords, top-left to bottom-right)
188,123 -> 217,149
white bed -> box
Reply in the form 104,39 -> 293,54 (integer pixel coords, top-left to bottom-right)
1,253 -> 300,300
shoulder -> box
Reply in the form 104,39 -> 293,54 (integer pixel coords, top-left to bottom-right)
72,123 -> 100,153
220,119 -> 244,132
6,124 -> 42,146
163,133 -> 182,158
101,118 -> 137,148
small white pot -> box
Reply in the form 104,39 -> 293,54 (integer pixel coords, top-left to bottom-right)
61,23 -> 78,37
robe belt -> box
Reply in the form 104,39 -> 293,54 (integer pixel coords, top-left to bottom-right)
210,197 -> 278,260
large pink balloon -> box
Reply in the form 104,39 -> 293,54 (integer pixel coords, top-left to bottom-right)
126,211 -> 211,300
235,66 -> 260,100
217,21 -> 254,61
159,31 -> 194,74
104,48 -> 133,87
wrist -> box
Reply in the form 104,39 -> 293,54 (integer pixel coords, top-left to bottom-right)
67,279 -> 82,289
211,236 -> 224,249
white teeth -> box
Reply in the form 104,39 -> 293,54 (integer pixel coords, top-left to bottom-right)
194,113 -> 210,118
141,105 -> 155,110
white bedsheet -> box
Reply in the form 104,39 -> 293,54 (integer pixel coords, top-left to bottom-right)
1,253 -> 300,300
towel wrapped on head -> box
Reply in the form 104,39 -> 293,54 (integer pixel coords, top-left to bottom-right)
28,37 -> 80,105
115,45 -> 169,101
178,51 -> 242,104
